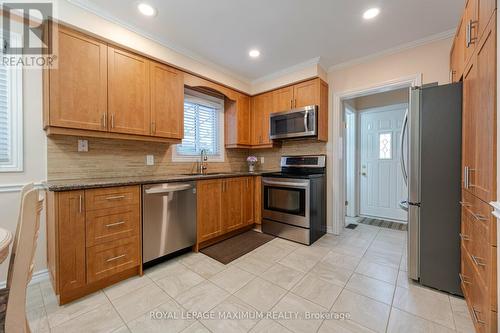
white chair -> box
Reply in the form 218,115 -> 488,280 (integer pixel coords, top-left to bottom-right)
1,185 -> 43,333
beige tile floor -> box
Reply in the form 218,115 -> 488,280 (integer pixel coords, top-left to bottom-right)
26,224 -> 475,333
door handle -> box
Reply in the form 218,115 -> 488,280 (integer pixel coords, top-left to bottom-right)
303,110 -> 309,132
400,110 -> 408,185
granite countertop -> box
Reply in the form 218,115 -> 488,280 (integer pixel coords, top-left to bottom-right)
44,171 -> 276,192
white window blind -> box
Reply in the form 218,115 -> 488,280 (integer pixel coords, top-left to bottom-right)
0,33 -> 23,172
175,91 -> 224,160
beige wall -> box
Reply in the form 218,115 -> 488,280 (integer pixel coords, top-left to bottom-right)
326,37 -> 453,234
354,88 -> 409,110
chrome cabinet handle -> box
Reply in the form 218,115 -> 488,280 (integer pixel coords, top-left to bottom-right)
472,307 -> 486,325
102,113 -> 107,128
459,273 -> 471,285
459,233 -> 470,241
471,255 -> 486,267
464,166 -> 469,189
111,114 -> 115,129
471,212 -> 487,222
105,221 -> 125,228
105,195 -> 125,201
151,122 -> 156,135
290,100 -> 293,109
459,201 -> 471,208
106,254 -> 126,263
79,194 -> 83,214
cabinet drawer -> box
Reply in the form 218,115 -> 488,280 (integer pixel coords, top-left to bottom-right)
86,206 -> 140,247
461,244 -> 475,297
462,191 -> 496,246
87,236 -> 140,283
471,269 -> 489,332
85,186 -> 140,211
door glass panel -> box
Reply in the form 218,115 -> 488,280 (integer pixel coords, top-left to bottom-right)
264,186 -> 305,216
379,133 -> 392,159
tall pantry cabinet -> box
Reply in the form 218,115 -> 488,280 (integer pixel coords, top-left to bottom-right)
450,2 -> 497,332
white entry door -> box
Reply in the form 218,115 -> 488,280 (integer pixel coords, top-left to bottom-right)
359,105 -> 407,221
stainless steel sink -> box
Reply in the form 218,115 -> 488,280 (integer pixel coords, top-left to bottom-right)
181,172 -> 231,176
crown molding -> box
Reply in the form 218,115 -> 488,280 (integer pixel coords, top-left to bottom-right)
251,57 -> 323,85
66,0 -> 252,85
328,29 -> 455,73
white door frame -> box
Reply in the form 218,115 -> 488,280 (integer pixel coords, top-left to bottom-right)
330,74 -> 422,235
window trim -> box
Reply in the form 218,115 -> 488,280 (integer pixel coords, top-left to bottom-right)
172,89 -> 225,163
0,31 -> 23,172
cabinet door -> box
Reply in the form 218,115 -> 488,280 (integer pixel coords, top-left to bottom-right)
150,62 -> 184,139
472,19 -> 496,203
49,27 -> 107,131
462,58 -> 477,192
273,86 -> 294,112
477,0 -> 496,40
251,92 -> 273,145
293,79 -> 319,108
197,179 -> 222,242
226,94 -> 251,146
222,178 -> 244,232
237,95 -> 251,145
108,47 -> 151,135
451,16 -> 466,82
242,177 -> 254,226
58,191 -> 86,293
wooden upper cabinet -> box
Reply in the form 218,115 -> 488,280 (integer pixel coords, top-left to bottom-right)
108,46 -> 151,136
462,59 -> 477,192
150,62 -> 184,139
294,79 -> 320,108
471,18 -> 496,203
57,191 -> 86,294
222,178 -> 244,232
225,94 -> 251,147
451,16 -> 466,82
464,0 -> 478,65
251,92 -> 274,146
48,27 -> 107,131
273,86 -> 294,112
197,179 -> 223,243
477,0 -> 496,41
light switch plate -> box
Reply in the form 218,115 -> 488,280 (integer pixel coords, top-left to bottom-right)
77,139 -> 88,152
146,155 -> 155,166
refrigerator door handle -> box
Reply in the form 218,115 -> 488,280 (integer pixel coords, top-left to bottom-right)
400,110 -> 409,185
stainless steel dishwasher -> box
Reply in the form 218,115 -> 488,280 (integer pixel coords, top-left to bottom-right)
142,182 -> 196,264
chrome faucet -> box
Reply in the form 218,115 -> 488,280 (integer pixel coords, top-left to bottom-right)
198,149 -> 208,175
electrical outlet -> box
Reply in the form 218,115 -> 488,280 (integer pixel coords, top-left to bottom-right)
77,139 -> 88,152
260,157 -> 265,164
146,155 -> 155,166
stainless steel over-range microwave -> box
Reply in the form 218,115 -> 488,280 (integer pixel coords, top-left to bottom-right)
269,105 -> 318,140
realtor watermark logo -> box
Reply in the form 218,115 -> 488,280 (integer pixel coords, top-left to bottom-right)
1,2 -> 56,67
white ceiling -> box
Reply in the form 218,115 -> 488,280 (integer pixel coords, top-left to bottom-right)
69,0 -> 463,82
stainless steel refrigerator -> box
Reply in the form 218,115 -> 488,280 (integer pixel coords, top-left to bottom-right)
401,83 -> 462,295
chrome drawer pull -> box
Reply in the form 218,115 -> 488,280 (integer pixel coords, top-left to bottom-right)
105,221 -> 125,228
105,195 -> 126,201
459,273 -> 471,285
471,255 -> 486,267
459,233 -> 470,241
471,212 -> 487,222
106,254 -> 126,262
459,201 -> 471,207
472,307 -> 486,325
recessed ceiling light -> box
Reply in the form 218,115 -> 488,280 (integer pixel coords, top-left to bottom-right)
137,3 -> 157,16
249,49 -> 260,58
363,8 -> 380,20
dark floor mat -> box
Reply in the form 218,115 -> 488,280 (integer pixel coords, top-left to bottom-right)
346,224 -> 358,229
200,231 -> 275,264
358,217 -> 408,231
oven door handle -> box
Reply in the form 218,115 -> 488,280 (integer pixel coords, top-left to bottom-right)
263,180 -> 309,188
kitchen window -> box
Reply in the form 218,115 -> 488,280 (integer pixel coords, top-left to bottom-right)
0,35 -> 23,172
173,89 -> 224,162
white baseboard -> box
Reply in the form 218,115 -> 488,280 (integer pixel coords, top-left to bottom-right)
0,269 -> 49,289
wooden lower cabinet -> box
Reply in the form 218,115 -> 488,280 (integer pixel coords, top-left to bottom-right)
196,177 -> 255,249
47,185 -> 142,304
461,189 -> 497,332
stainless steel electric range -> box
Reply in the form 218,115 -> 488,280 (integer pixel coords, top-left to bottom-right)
261,155 -> 326,245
